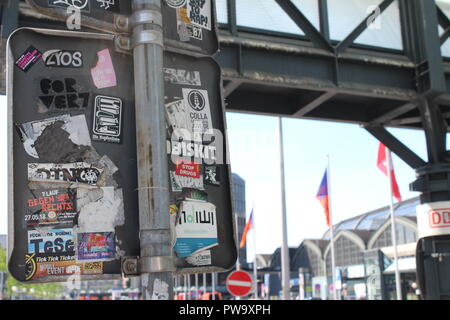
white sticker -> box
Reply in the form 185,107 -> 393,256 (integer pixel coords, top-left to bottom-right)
182,88 -> 213,140
18,114 -> 91,158
164,68 -> 201,86
174,201 -> 218,258
186,250 -> 212,266
186,0 -> 212,31
417,202 -> 450,238
92,96 -> 122,144
170,171 -> 204,192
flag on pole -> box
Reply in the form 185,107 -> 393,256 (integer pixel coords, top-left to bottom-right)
377,143 -> 402,202
316,169 -> 331,227
240,209 -> 254,248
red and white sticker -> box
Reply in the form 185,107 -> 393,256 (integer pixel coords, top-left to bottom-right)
175,160 -> 201,178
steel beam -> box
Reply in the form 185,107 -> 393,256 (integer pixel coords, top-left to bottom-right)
293,91 -> 335,117
336,0 -> 395,54
274,0 -> 333,53
364,125 -> 427,169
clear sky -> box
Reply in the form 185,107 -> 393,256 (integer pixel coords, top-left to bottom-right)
1,93 -> 440,262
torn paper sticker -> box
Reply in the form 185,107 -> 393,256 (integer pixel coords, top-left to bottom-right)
28,162 -> 103,186
76,187 -> 124,233
186,250 -> 212,266
17,114 -> 91,159
170,171 -> 204,192
174,201 -> 218,258
91,49 -> 117,89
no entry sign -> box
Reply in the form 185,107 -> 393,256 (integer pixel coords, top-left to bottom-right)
226,270 -> 253,297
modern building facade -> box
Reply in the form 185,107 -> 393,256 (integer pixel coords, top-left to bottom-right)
264,197 -> 420,300
232,173 -> 247,267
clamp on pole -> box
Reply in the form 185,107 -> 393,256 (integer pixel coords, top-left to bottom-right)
130,9 -> 164,48
139,256 -> 176,273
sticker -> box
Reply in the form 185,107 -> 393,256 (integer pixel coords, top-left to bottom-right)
76,187 -> 124,233
169,204 -> 179,215
17,114 -> 91,158
174,201 -> 218,258
170,171 -> 204,192
48,0 -> 90,11
96,0 -> 117,10
43,50 -> 83,68
27,228 -> 74,259
204,165 -> 220,186
76,232 -> 116,261
186,0 -> 212,31
38,78 -> 90,113
163,68 -> 201,86
92,95 -> 122,144
175,160 -> 201,178
25,189 -> 77,228
152,279 -> 169,300
186,250 -> 211,266
182,88 -> 213,136
165,0 -> 187,8
25,253 -> 102,281
28,162 -> 103,186
165,99 -> 192,133
169,140 -> 217,161
183,188 -> 208,202
15,45 -> 42,72
186,24 -> 203,40
91,49 -> 117,89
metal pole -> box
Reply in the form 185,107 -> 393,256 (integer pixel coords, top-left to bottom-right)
211,273 -> 216,300
187,275 -> 191,300
252,210 -> 258,300
235,213 -> 241,271
278,117 -> 291,300
327,155 -> 338,300
132,0 -> 174,300
195,274 -> 199,300
203,273 -> 206,296
386,148 -> 402,300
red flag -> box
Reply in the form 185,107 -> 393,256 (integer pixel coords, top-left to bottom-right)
239,209 -> 254,248
316,169 -> 331,227
377,143 -> 402,202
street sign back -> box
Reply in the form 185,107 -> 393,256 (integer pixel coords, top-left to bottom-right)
26,0 -> 219,56
7,28 -> 236,283
7,28 -> 139,282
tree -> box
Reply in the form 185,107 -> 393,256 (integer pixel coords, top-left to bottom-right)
0,247 -> 64,300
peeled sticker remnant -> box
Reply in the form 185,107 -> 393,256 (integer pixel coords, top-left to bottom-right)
91,49 -> 117,89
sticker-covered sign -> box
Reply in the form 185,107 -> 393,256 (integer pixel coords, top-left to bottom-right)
174,201 -> 218,258
92,95 -> 122,144
28,162 -> 103,186
76,232 -> 116,262
417,202 -> 450,238
25,189 -> 77,228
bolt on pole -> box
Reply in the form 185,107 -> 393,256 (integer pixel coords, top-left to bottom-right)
132,0 -> 174,300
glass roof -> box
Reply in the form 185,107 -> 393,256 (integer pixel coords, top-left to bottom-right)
216,0 -> 405,51
322,198 -> 419,239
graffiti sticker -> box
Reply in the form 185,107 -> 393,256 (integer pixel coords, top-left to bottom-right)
92,96 -> 122,144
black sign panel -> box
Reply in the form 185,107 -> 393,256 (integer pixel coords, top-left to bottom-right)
164,51 -> 236,271
162,0 -> 219,55
8,28 -> 236,282
26,0 -> 219,56
8,28 -> 139,282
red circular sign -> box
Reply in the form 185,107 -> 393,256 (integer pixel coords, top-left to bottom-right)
226,270 -> 253,297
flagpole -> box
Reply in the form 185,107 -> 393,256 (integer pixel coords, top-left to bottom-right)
252,206 -> 258,300
278,117 -> 291,300
327,155 -> 338,300
235,213 -> 241,272
386,147 -> 402,300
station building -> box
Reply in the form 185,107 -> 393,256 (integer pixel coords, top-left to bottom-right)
263,197 -> 420,300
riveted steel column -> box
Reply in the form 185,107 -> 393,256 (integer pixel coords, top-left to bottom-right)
132,0 -> 174,300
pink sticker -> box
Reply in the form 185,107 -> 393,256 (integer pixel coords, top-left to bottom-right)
91,49 -> 117,89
